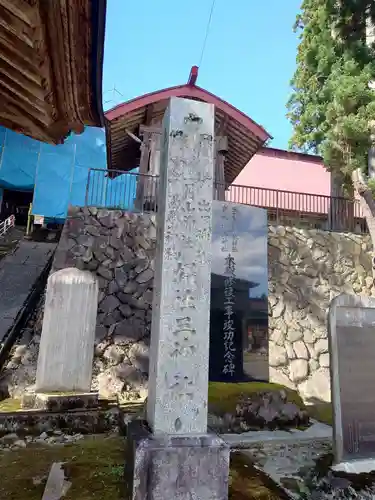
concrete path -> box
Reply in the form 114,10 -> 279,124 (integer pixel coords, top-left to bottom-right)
0,241 -> 56,341
221,422 -> 333,500
243,352 -> 269,380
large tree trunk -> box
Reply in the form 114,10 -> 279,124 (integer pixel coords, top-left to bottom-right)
363,7 -> 375,277
352,168 -> 375,278
329,171 -> 354,231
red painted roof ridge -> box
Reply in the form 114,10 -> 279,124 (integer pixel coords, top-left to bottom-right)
105,83 -> 272,142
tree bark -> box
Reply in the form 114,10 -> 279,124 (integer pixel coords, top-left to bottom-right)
352,168 -> 375,277
329,171 -> 354,231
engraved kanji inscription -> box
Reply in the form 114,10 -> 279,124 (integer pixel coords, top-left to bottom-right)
174,261 -> 197,288
222,252 -> 236,376
168,373 -> 194,401
198,200 -> 210,212
176,288 -> 196,309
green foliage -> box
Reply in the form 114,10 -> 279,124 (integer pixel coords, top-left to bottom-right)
287,0 -> 375,187
367,177 -> 375,196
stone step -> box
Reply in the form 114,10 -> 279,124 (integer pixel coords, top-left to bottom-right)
0,241 -> 56,345
0,405 -> 122,437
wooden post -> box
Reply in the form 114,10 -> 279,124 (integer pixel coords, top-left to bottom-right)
134,131 -> 150,211
214,136 -> 227,201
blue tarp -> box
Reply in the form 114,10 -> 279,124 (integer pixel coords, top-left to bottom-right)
0,127 -> 40,191
32,128 -> 107,220
0,127 -> 138,221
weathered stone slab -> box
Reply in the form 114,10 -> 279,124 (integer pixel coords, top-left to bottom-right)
332,458 -> 375,474
36,268 -> 98,393
42,462 -> 71,500
147,97 -> 214,435
328,294 -> 375,465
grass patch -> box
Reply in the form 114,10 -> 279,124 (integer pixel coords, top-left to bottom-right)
0,434 -> 124,500
208,381 -> 305,414
0,434 -> 288,499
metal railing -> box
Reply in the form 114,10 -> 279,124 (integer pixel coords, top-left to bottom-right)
85,168 -> 159,212
0,215 -> 15,238
225,184 -> 366,233
85,168 -> 367,233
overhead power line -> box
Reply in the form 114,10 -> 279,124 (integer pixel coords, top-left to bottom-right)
198,0 -> 217,68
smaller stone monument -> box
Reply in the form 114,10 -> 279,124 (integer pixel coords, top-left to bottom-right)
28,268 -> 99,410
328,294 -> 375,473
209,201 -> 268,383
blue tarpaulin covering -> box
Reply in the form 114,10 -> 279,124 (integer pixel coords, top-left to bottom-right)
0,127 -> 40,191
0,126 -> 138,221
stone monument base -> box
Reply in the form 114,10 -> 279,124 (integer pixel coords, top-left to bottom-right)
125,420 -> 230,500
21,392 -> 99,411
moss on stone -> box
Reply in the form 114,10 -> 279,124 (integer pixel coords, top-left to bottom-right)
208,381 -> 306,415
39,391 -> 92,396
306,403 -> 333,425
0,395 -> 98,413
119,401 -> 144,414
0,398 -> 21,412
208,382 -> 334,428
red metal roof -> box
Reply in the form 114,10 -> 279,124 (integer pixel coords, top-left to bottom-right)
105,69 -> 272,183
259,147 -> 323,164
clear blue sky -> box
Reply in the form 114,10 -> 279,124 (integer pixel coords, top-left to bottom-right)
102,0 -> 301,150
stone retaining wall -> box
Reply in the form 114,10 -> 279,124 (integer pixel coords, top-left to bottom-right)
5,207 -> 373,405
52,206 -> 157,402
268,226 -> 373,403
55,214 -> 374,404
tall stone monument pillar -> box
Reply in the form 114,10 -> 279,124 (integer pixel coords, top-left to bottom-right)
126,97 -> 230,500
147,97 -> 213,435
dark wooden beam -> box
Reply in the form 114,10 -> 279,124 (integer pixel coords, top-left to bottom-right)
144,104 -> 154,125
0,0 -> 106,144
